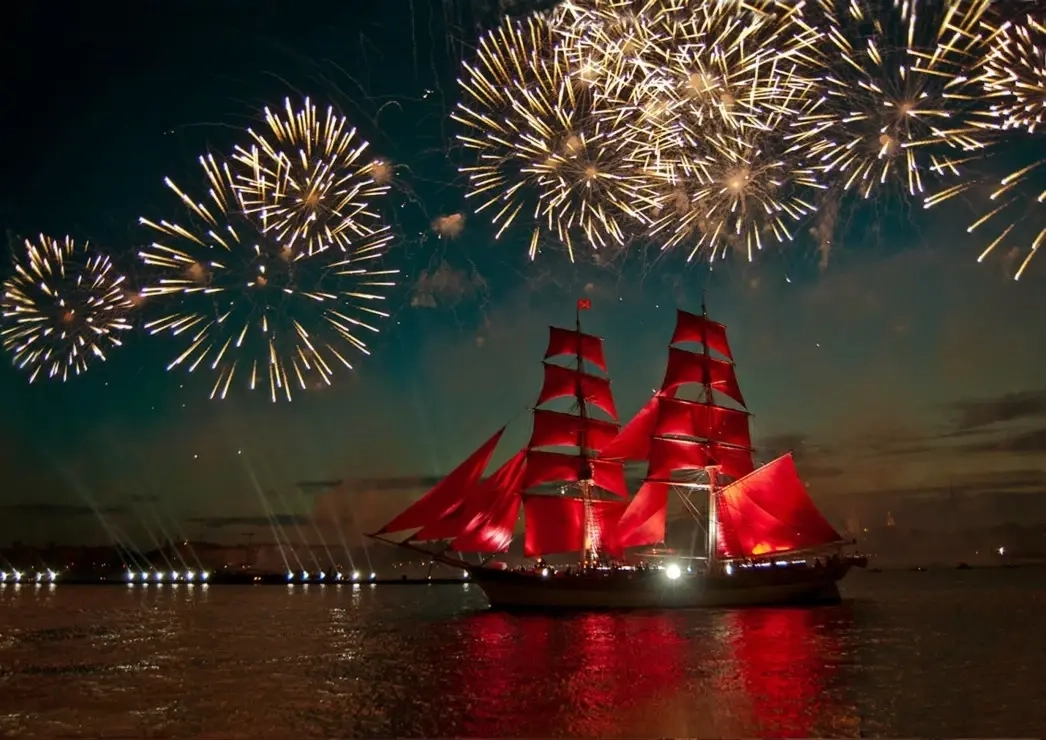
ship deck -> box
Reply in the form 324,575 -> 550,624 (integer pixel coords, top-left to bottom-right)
467,559 -> 854,610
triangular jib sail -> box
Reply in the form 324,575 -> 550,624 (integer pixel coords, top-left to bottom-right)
716,453 -> 845,559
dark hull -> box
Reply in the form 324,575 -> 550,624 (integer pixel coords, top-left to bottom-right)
468,562 -> 851,610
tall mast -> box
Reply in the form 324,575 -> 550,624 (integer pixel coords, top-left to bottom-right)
575,301 -> 596,568
701,293 -> 719,570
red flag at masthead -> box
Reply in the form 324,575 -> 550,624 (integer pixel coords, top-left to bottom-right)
577,298 -> 592,310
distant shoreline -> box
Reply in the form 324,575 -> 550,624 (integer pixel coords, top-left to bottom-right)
3,561 -> 1044,587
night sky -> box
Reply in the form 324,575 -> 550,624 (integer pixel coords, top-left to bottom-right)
2,1 -> 1044,547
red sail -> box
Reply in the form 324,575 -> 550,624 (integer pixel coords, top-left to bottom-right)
647,437 -> 709,480
536,363 -> 618,421
521,450 -> 628,498
451,451 -> 527,553
522,496 -> 627,557
671,309 -> 733,360
375,427 -> 505,535
544,326 -> 607,372
654,397 -> 752,449
600,394 -> 661,461
715,453 -> 842,559
411,450 -> 522,542
661,347 -> 746,407
710,444 -> 755,480
529,409 -> 619,453
611,481 -> 669,549
590,501 -> 628,555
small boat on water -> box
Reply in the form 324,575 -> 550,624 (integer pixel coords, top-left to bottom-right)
371,300 -> 865,609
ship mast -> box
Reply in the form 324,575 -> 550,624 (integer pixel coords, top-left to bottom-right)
700,294 -> 720,571
575,301 -> 596,568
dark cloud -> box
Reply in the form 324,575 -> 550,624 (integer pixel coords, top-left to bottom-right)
837,468 -> 1046,500
186,514 -> 311,529
0,502 -> 127,516
411,260 -> 487,309
959,427 -> 1046,456
757,433 -> 809,457
795,463 -> 847,479
947,390 -> 1046,431
300,475 -> 441,493
126,493 -> 161,504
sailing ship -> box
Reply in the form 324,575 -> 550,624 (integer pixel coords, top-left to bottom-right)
371,300 -> 865,609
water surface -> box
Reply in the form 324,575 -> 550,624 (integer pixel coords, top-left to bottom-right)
1,567 -> 1043,737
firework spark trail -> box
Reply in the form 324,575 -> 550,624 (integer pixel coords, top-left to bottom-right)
1,235 -> 133,383
791,0 -> 994,200
452,16 -> 659,261
230,97 -> 391,258
138,154 -> 397,402
926,156 -> 1045,280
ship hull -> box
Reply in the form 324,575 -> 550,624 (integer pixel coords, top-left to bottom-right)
469,562 -> 851,610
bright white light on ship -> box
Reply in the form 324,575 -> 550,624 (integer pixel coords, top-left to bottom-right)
319,571 -> 326,580
369,572 -> 376,581
665,564 -> 682,580
301,571 -> 309,580
541,568 -> 549,578
725,563 -> 734,576
286,571 -> 294,581
201,571 -> 210,581
13,571 -> 22,582
998,546 -> 1005,556
170,571 -> 178,582
47,569 -> 56,582
153,571 -> 162,581
352,571 -> 360,582
335,572 -> 343,581
186,570 -> 195,581
139,572 -> 147,581
462,570 -> 469,580
0,572 -> 6,582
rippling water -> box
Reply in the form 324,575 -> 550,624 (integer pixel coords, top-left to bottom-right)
1,567 -> 1043,738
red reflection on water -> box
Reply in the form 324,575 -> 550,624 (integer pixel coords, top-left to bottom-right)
454,611 -> 687,736
725,607 -> 849,738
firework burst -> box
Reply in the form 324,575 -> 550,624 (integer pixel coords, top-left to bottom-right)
230,97 -> 390,258
978,14 -> 1046,134
139,154 -> 397,402
791,0 -> 993,200
1,235 -> 133,383
452,16 -> 658,261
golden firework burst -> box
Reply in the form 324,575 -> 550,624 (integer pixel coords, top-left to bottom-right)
139,154 -> 397,402
978,14 -> 1046,134
230,97 -> 390,258
452,16 -> 658,261
1,235 -> 133,382
791,0 -> 993,199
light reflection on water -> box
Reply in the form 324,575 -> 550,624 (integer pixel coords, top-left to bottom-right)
0,568 -> 1043,738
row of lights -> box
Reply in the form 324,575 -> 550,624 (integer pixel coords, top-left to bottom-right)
286,570 -> 377,583
1,570 -> 58,583
125,570 -> 210,583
